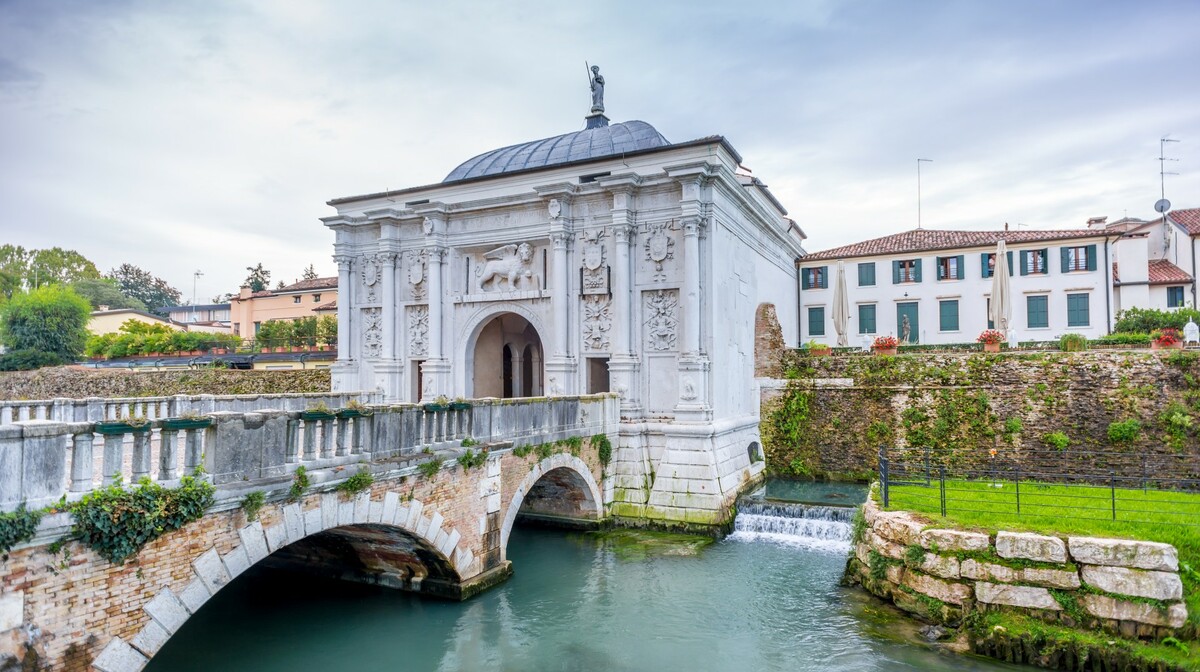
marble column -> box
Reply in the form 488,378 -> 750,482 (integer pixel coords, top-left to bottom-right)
335,255 -> 353,362
427,247 -> 445,360
551,232 -> 571,357
681,217 -> 702,356
608,223 -> 641,414
380,252 -> 397,359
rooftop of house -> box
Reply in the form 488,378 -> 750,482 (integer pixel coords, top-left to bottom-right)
1170,208 -> 1200,235
235,277 -> 337,300
802,228 -> 1108,262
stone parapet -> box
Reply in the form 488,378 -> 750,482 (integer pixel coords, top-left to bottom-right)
846,496 -> 1189,640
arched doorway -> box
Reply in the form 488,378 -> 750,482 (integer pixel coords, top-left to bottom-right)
472,312 -> 543,398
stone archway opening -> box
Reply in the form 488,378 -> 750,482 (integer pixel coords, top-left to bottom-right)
472,312 -> 543,398
515,466 -> 600,528
261,523 -> 462,599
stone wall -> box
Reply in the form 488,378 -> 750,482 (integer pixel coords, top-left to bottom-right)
760,350 -> 1200,479
848,497 -> 1189,640
0,367 -> 331,401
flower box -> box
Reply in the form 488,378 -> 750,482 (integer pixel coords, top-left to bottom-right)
448,401 -> 472,411
808,346 -> 832,357
161,417 -> 213,431
336,408 -> 372,419
983,342 -> 1001,353
872,346 -> 898,356
423,403 -> 449,413
300,409 -> 336,421
94,421 -> 151,435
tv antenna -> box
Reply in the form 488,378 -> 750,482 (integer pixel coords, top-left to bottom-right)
1159,135 -> 1180,203
917,158 -> 932,229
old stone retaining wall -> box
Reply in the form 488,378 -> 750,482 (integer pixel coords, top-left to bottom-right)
847,497 -> 1189,640
0,367 -> 331,401
760,350 -> 1200,479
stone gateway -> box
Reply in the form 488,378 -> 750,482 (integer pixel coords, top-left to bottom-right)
323,79 -> 807,526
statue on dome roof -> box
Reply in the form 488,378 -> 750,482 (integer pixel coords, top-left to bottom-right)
588,64 -> 605,114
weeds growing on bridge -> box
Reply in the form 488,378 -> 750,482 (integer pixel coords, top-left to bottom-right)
240,491 -> 266,521
0,503 -> 45,555
69,475 -> 214,565
418,458 -> 444,480
457,449 -> 487,471
337,467 -> 374,496
287,466 -> 310,502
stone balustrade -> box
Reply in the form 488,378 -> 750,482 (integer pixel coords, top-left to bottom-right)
0,394 -> 619,512
848,496 -> 1189,640
0,391 -> 381,426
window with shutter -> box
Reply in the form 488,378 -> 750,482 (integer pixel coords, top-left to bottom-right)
808,307 -> 825,336
858,304 -> 876,334
858,262 -> 875,287
939,300 -> 959,331
1168,286 -> 1186,308
1066,293 -> 1089,327
1027,295 -> 1049,328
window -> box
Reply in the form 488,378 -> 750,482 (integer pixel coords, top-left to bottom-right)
1027,295 -> 1049,329
1168,286 -> 1185,308
802,266 -> 828,290
1020,248 -> 1048,275
1067,293 -> 1090,327
858,304 -> 877,334
892,259 -> 921,283
808,307 -> 825,336
986,299 -> 993,330
253,321 -> 261,334
936,255 -> 964,280
313,294 -> 322,302
1060,244 -> 1097,272
293,296 -> 301,304
982,251 -> 1014,278
858,262 -> 876,287
939,300 -> 959,331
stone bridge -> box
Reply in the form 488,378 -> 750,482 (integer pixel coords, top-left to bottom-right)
0,393 -> 618,672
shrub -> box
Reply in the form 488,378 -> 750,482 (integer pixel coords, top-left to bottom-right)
287,465 -> 310,501
317,315 -> 338,346
337,467 -> 374,495
1115,307 -> 1200,334
1107,419 -> 1142,445
1058,333 -> 1087,352
1090,332 -> 1151,346
456,449 -> 487,470
240,491 -> 266,521
0,348 -> 66,371
0,285 -> 90,361
1043,431 -> 1070,451
418,458 -> 443,479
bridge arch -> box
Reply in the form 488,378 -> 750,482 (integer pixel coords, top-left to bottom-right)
500,453 -> 603,560
94,492 -> 471,670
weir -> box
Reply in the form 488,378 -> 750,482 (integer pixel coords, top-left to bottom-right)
730,491 -> 857,551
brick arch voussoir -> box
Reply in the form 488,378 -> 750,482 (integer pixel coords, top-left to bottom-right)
92,489 -> 472,672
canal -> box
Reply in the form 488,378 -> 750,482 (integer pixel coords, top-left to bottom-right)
147,482 -> 1027,671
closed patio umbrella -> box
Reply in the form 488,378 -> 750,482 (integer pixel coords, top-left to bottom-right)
989,239 -> 1012,339
832,260 -> 850,347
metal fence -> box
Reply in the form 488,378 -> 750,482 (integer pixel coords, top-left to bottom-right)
878,445 -> 1200,528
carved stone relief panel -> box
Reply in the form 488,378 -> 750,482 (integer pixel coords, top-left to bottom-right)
407,305 -> 429,357
642,289 -> 679,352
403,250 -> 427,301
642,220 -> 677,283
580,228 -> 608,295
361,254 -> 381,303
362,307 -> 382,358
582,294 -> 612,352
474,242 -> 540,293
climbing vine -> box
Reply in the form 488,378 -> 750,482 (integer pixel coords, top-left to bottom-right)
69,475 -> 214,565
0,503 -> 45,555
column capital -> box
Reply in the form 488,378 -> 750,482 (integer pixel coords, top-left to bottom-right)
334,254 -> 354,270
612,224 -> 635,245
681,216 -> 705,237
425,246 -> 448,263
376,250 -> 398,263
551,232 -> 573,249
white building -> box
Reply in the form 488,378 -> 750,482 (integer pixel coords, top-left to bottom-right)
321,84 -> 806,526
1095,208 -> 1200,313
798,228 -> 1118,346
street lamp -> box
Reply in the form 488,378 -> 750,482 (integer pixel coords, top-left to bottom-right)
192,270 -> 203,323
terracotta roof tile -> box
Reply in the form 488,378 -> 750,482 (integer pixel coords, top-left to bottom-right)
1148,259 -> 1192,285
314,301 -> 337,311
1170,208 -> 1200,235
279,277 -> 338,292
802,228 -> 1106,262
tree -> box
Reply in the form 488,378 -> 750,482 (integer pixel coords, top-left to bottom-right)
28,248 -> 101,286
70,278 -> 147,311
107,264 -> 182,313
244,263 -> 270,292
0,245 -> 32,292
301,264 -> 318,281
0,285 -> 91,361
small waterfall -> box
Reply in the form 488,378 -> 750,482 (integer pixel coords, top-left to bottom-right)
729,499 -> 854,553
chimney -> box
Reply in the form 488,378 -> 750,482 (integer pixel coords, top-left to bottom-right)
1086,216 -> 1108,229
239,286 -> 253,299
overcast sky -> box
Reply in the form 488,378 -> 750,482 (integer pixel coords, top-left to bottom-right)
2,0 -> 1198,300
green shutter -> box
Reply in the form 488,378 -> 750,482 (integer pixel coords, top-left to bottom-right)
858,305 -> 876,334
935,256 -> 944,280
892,260 -> 900,284
913,259 -> 922,282
801,269 -> 810,289
808,307 -> 825,336
1020,250 -> 1030,276
981,252 -> 991,278
1061,247 -> 1070,273
1040,248 -> 1049,274
1086,244 -> 1097,271
1007,251 -> 1014,276
955,255 -> 964,280
939,300 -> 959,331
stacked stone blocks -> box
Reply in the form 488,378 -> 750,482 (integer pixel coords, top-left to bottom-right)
850,498 -> 1188,639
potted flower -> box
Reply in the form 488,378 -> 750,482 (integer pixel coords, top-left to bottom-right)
95,415 -> 151,435
871,335 -> 899,356
162,411 -> 214,431
977,329 -> 1006,353
337,399 -> 374,419
424,395 -> 451,413
803,339 -> 832,357
301,402 -> 337,422
1151,328 -> 1183,350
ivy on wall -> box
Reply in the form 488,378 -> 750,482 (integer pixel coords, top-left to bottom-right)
69,475 -> 215,564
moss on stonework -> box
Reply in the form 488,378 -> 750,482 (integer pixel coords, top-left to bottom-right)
583,528 -> 714,561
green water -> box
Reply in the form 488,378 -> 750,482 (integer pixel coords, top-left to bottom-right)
147,523 -> 1027,671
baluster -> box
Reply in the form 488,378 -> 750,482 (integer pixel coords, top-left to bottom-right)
286,418 -> 299,463
336,416 -> 350,457
159,429 -> 179,481
102,433 -> 124,484
320,418 -> 334,458
303,420 -> 317,460
71,431 -> 95,492
352,416 -> 365,455
131,431 -> 151,481
183,429 -> 204,475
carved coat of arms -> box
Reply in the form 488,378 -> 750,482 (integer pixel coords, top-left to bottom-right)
580,229 -> 607,294
361,256 -> 381,301
644,221 -> 675,281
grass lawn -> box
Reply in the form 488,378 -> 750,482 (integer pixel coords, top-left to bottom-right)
884,478 -> 1200,631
